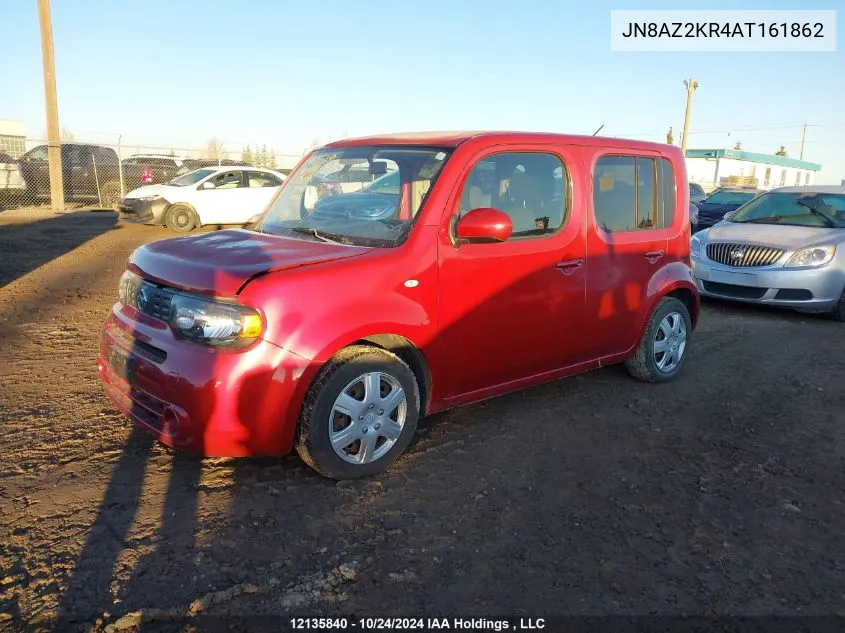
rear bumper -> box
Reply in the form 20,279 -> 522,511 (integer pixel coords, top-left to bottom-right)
118,197 -> 169,225
692,257 -> 845,312
98,306 -> 312,456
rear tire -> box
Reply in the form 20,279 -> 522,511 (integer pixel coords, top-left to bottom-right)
625,297 -> 692,383
165,204 -> 198,232
296,345 -> 420,480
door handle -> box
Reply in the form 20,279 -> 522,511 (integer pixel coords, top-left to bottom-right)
556,259 -> 584,275
645,249 -> 664,263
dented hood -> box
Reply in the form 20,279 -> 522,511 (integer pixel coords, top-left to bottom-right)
129,229 -> 371,296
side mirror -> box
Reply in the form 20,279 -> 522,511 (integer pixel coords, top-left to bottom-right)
455,208 -> 512,243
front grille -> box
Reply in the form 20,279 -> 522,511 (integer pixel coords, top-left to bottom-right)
125,278 -> 176,323
703,281 -> 768,299
706,242 -> 784,267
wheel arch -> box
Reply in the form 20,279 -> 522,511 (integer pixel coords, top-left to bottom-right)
349,334 -> 433,417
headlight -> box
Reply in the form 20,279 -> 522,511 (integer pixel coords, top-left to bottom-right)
784,245 -> 835,268
170,294 -> 263,347
138,195 -> 161,202
117,270 -> 262,347
117,270 -> 141,306
690,235 -> 702,257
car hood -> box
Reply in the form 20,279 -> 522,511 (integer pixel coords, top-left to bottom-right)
703,222 -> 845,251
129,228 -> 372,296
124,184 -> 182,200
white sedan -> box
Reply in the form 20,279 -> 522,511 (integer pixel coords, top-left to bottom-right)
118,166 -> 287,232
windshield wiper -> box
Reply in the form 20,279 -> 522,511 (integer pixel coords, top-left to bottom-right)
795,200 -> 839,228
738,216 -> 783,224
290,226 -> 347,244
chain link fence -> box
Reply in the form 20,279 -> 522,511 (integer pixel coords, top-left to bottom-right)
0,134 -> 305,211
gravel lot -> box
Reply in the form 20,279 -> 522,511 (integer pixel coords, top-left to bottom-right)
1,208 -> 844,631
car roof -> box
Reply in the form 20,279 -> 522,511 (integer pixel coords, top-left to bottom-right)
770,185 -> 845,195
188,165 -> 284,175
323,130 -> 675,153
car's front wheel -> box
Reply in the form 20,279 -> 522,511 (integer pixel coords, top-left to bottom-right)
832,289 -> 845,322
296,345 -> 420,480
165,204 -> 198,232
625,296 -> 692,383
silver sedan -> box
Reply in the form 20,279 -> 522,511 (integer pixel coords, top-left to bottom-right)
691,186 -> 845,321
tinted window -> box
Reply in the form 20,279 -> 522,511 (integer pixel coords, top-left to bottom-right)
593,155 -> 673,232
705,190 -> 757,205
247,171 -> 282,187
689,182 -> 704,197
94,147 -> 117,165
207,171 -> 243,189
660,159 -> 677,227
459,151 -> 567,239
636,158 -> 656,228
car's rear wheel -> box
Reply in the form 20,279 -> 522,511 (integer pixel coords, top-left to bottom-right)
296,345 -> 420,480
625,297 -> 692,383
165,204 -> 198,232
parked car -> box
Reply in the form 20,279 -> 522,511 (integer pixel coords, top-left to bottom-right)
690,201 -> 699,233
0,152 -> 25,205
118,166 -> 286,232
695,186 -> 761,229
122,154 -> 187,187
174,159 -> 251,176
99,131 -> 699,480
691,185 -> 845,320
689,182 -> 707,204
18,143 -> 150,208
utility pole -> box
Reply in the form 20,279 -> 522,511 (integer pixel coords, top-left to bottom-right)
799,123 -> 807,160
680,78 -> 699,157
37,0 -> 64,211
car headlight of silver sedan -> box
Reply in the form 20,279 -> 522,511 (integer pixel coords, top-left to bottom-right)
690,234 -> 702,258
784,245 -> 835,268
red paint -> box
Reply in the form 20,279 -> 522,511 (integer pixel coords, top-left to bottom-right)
99,131 -> 699,457
456,208 -> 513,242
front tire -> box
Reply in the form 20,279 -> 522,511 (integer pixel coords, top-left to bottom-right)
165,204 -> 198,232
296,345 -> 420,480
625,297 -> 692,383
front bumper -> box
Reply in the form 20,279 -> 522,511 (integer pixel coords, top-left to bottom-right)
118,197 -> 170,225
692,256 -> 845,312
98,305 -> 312,457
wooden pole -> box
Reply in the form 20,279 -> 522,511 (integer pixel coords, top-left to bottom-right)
37,0 -> 64,211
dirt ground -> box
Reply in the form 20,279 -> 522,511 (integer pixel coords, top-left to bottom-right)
1,208 -> 844,632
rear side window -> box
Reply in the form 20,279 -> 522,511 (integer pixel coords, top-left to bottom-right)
593,154 -> 675,232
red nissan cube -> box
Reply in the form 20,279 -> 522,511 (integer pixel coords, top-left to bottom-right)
99,131 -> 699,479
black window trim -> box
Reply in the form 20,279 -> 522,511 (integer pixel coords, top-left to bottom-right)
453,148 -> 572,243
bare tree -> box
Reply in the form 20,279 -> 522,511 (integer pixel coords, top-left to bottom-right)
60,127 -> 74,141
666,127 -> 674,144
242,145 -> 254,165
775,145 -> 788,156
205,136 -> 225,161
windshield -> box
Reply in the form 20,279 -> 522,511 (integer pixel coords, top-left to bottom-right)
168,168 -> 216,186
704,190 -> 758,205
730,192 -> 845,227
257,146 -> 452,247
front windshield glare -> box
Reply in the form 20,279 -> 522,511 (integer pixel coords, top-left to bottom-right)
169,168 -> 217,186
730,192 -> 845,227
257,147 -> 452,247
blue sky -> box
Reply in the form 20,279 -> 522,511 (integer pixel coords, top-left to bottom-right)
3,0 -> 843,182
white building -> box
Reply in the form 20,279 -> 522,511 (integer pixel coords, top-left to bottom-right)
685,148 -> 821,192
0,120 -> 26,158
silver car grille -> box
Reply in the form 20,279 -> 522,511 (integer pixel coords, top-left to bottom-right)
706,243 -> 784,267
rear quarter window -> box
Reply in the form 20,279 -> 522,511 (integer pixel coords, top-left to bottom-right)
592,154 -> 676,232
